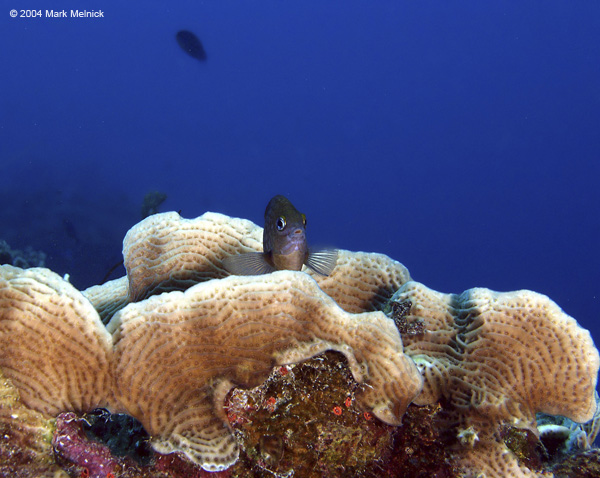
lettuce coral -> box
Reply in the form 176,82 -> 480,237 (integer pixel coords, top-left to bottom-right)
390,281 -> 599,477
0,211 -> 598,477
0,262 -> 421,471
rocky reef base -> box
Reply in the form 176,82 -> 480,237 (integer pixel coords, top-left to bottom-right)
2,352 -> 597,478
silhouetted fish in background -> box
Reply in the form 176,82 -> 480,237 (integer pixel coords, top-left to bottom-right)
176,30 -> 207,61
141,191 -> 167,219
62,218 -> 79,243
224,195 -> 338,276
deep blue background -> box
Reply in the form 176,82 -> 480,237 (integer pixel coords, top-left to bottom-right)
1,2 -> 599,348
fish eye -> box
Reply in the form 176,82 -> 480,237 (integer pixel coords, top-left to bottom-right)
301,214 -> 306,226
276,216 -> 286,231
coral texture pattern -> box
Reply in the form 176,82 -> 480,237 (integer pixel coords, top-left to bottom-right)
83,276 -> 130,325
123,212 -> 263,301
392,281 -> 599,477
109,271 -> 422,470
0,266 -> 114,415
0,260 -> 421,472
0,211 -> 598,477
122,212 -> 411,313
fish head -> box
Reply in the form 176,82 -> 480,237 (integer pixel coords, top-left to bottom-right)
263,195 -> 308,270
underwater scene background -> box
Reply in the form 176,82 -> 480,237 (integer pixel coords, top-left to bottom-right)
3,1 -> 598,339
2,1 -> 600,476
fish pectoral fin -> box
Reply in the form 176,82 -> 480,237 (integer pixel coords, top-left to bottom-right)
306,248 -> 338,276
223,252 -> 275,276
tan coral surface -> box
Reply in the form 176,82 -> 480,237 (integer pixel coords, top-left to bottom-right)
0,264 -> 422,473
0,266 -> 114,415
457,438 -> 543,478
109,270 -> 422,470
2,207 -> 599,478
309,249 -> 411,313
395,281 -> 598,423
123,212 -> 263,301
391,280 -> 600,478
83,276 -> 129,325
121,211 -> 411,313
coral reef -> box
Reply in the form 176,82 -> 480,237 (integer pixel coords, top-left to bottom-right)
84,276 -> 130,325
536,393 -> 600,463
0,368 -> 65,478
0,263 -> 421,472
123,212 -> 262,301
109,270 -> 421,470
0,266 -> 114,415
225,351 -> 458,478
0,239 -> 46,268
54,412 -> 121,478
550,449 -> 600,477
0,210 -> 598,477
121,212 -> 410,310
389,281 -> 599,477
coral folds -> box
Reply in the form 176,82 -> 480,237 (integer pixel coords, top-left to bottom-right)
0,211 -> 598,477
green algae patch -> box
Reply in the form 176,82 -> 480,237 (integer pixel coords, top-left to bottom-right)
0,371 -> 64,477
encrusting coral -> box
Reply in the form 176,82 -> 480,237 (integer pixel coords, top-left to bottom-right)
121,211 -> 411,312
109,270 -> 422,470
0,261 -> 421,472
389,281 -> 600,478
86,211 -> 411,324
0,368 -> 67,478
0,210 -> 598,477
0,266 -> 114,415
122,212 -> 262,302
84,276 -> 130,325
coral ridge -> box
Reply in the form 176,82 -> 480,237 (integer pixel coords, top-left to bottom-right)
0,211 -> 598,478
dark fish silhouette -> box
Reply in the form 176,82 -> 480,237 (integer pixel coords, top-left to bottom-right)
141,191 -> 167,219
224,195 -> 338,276
62,218 -> 79,243
176,30 -> 207,61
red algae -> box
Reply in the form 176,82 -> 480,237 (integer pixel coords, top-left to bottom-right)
52,412 -> 122,478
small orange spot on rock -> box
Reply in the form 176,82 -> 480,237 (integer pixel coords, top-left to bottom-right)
265,396 -> 277,412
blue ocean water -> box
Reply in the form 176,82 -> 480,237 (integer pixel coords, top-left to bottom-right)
1,0 -> 599,347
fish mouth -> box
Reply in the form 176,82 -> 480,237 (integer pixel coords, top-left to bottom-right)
278,229 -> 307,256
